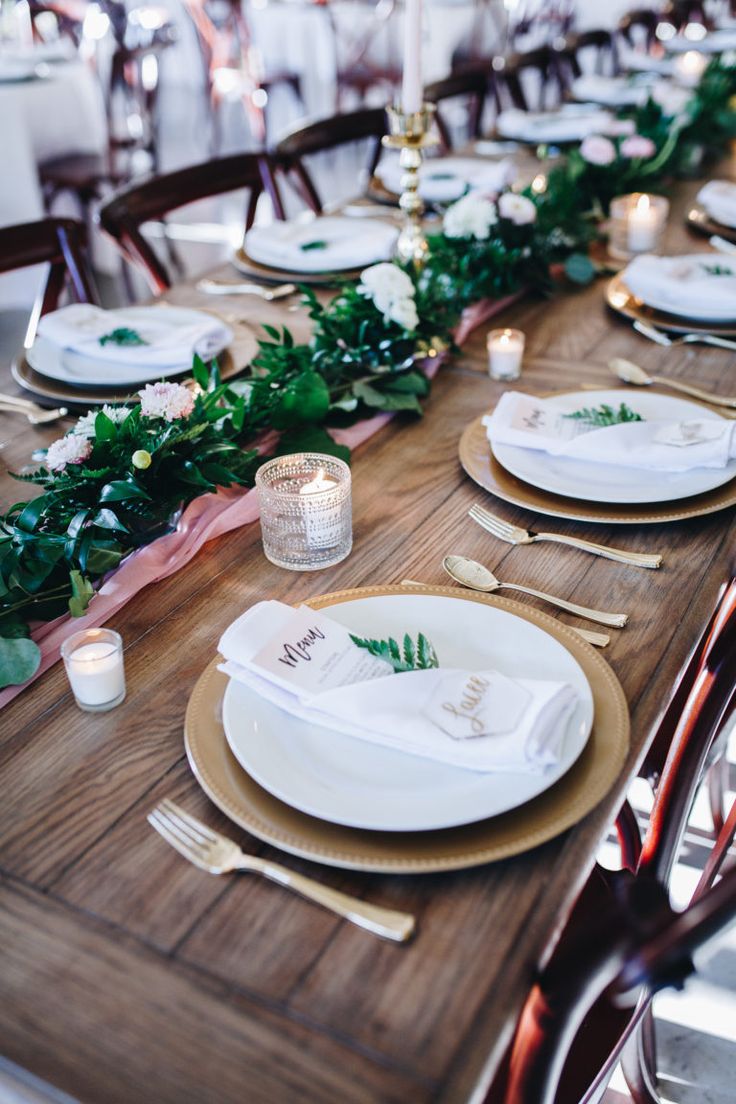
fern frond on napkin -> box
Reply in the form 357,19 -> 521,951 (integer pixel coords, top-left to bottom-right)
564,402 -> 643,428
349,631 -> 439,673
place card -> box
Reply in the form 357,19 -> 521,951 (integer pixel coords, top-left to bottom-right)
423,671 -> 531,740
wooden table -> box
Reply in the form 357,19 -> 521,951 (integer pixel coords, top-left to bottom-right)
1,173 -> 735,1104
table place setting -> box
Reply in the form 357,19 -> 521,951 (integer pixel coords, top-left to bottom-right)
570,73 -> 656,108
688,180 -> 736,244
184,585 -> 629,872
234,214 -> 399,284
495,104 -> 621,145
372,154 -> 516,206
14,303 -> 244,407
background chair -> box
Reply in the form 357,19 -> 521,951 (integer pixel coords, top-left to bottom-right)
99,153 -> 274,293
327,0 -> 403,111
424,69 -> 488,151
557,28 -> 620,80
0,218 -> 97,346
265,106 -> 387,215
491,44 -> 570,112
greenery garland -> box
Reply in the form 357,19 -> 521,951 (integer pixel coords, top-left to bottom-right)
1,53 -> 735,689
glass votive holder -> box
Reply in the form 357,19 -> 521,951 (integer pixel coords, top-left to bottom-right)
608,193 -> 670,260
487,328 -> 525,381
255,452 -> 352,571
61,628 -> 126,712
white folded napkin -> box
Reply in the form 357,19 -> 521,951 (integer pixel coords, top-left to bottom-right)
245,216 -> 398,273
666,29 -> 736,53
496,106 -> 615,143
622,253 -> 736,319
377,156 -> 515,204
571,75 -> 648,107
698,180 -> 736,229
37,304 -> 231,366
484,392 -> 736,473
218,600 -> 579,774
618,47 -> 675,75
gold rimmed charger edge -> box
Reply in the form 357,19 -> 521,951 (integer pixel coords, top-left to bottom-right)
184,584 -> 629,874
232,244 -> 362,287
606,271 -> 736,337
686,201 -> 736,246
459,402 -> 736,525
11,346 -> 245,409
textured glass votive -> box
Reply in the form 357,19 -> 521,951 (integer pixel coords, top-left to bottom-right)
487,328 -> 525,381
61,628 -> 126,712
609,193 -> 669,260
255,453 -> 352,571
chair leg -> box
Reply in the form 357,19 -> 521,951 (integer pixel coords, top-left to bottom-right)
620,1018 -> 661,1104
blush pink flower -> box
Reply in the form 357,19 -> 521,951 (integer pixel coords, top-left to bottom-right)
579,135 -> 616,166
45,434 -> 93,472
620,134 -> 657,160
138,381 -> 195,421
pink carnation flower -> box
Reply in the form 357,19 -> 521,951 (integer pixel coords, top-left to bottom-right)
45,434 -> 93,472
620,134 -> 657,160
139,381 -> 195,421
580,135 -> 616,166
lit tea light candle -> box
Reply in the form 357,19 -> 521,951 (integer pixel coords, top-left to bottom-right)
487,328 -> 525,381
609,193 -> 669,259
61,628 -> 126,712
674,50 -> 707,87
256,453 -> 352,571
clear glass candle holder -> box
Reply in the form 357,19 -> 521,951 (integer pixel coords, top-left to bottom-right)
61,628 -> 126,712
487,328 -> 525,381
608,193 -> 669,260
255,452 -> 352,571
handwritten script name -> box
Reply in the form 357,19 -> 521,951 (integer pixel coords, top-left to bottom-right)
441,674 -> 491,735
277,626 -> 326,667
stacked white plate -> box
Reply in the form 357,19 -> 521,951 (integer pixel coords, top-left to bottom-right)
243,215 -> 398,275
221,591 -> 594,833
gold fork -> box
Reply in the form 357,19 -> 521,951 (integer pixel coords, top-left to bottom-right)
147,798 -> 415,943
468,504 -> 663,569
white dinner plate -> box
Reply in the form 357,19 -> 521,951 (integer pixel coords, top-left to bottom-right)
244,215 -> 398,274
376,155 -> 513,204
26,306 -> 230,387
222,592 -> 593,832
624,254 -> 736,322
492,389 -> 736,505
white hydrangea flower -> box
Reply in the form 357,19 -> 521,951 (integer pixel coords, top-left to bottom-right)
73,404 -> 130,438
358,262 -> 419,332
138,381 -> 195,421
651,81 -> 693,119
443,194 -> 498,240
498,192 -> 537,226
45,434 -> 92,472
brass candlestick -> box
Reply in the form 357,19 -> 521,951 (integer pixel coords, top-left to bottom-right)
383,103 -> 438,269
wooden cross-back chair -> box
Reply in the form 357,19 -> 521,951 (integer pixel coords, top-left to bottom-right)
0,218 -> 97,346
265,107 -> 387,216
557,28 -> 620,80
327,0 -> 403,111
481,572 -> 736,1104
424,69 -> 489,151
617,9 -> 666,52
491,44 -> 570,112
99,153 -> 277,294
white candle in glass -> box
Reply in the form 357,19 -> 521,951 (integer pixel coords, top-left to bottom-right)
487,328 -> 525,380
674,50 -> 707,87
401,0 -> 423,114
299,468 -> 341,549
627,193 -> 659,252
62,629 -> 126,711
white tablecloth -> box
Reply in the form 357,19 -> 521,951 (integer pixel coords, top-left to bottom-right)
0,60 -> 107,307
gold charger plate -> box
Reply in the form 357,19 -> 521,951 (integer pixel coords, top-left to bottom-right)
606,272 -> 736,337
11,346 -> 245,409
459,408 -> 736,525
232,244 -> 361,286
686,201 -> 736,246
185,585 -> 629,874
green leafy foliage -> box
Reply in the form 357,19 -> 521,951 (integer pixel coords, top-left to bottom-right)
565,403 -> 644,427
99,327 -> 148,347
349,631 -> 439,673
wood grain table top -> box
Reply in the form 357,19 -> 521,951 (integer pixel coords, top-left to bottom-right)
1,169 -> 735,1104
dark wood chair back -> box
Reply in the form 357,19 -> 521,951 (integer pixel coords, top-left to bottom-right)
483,572 -> 736,1104
557,28 -> 620,79
617,8 -> 663,50
99,153 -> 275,293
424,69 -> 488,151
266,107 -> 387,215
491,44 -> 569,112
326,0 -> 402,111
0,218 -> 97,345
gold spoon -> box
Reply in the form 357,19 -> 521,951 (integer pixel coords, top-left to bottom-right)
441,556 -> 628,628
610,357 -> 736,410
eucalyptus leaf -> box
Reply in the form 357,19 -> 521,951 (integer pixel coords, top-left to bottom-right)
0,635 -> 40,689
